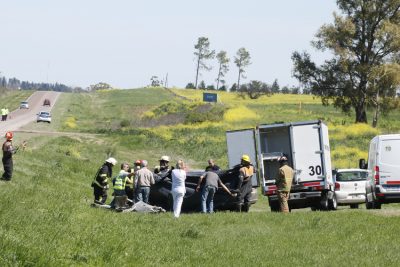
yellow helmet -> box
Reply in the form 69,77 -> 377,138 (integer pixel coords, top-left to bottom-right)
241,154 -> 250,163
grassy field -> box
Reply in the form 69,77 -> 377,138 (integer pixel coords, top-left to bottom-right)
1,88 -> 400,266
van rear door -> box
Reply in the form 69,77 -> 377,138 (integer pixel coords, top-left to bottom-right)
378,138 -> 400,189
291,123 -> 325,183
226,129 -> 259,187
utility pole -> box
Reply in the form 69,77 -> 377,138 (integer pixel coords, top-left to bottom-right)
164,73 -> 168,88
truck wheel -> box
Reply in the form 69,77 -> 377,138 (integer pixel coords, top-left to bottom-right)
366,198 -> 374,209
373,200 -> 382,209
320,194 -> 329,211
269,201 -> 280,212
328,193 -> 337,210
350,204 -> 359,209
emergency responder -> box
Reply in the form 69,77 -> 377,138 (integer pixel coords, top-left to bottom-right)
91,157 -> 117,204
1,132 -> 24,181
276,155 -> 294,213
111,162 -> 134,209
1,108 -> 5,121
4,108 -> 9,121
232,154 -> 255,212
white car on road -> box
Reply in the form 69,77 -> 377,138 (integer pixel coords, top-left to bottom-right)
334,169 -> 369,209
37,111 -> 52,123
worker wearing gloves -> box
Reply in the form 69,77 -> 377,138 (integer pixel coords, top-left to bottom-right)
276,156 -> 294,213
92,157 -> 117,204
233,154 -> 255,212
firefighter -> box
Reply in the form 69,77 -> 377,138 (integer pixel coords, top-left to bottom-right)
1,132 -> 20,181
233,154 -> 255,212
276,156 -> 294,213
91,157 -> 117,204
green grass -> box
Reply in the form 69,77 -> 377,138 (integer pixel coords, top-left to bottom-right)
2,88 -> 400,266
0,89 -> 33,111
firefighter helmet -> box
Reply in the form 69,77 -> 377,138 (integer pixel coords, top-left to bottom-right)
105,157 -> 117,166
241,154 -> 251,163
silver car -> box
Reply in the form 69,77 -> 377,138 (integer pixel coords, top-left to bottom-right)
37,111 -> 52,123
20,101 -> 29,109
334,169 -> 369,209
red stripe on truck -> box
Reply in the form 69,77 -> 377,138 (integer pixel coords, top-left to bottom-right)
387,181 -> 400,185
303,182 -> 321,187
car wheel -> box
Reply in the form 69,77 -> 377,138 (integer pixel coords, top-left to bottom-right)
328,193 -> 337,210
350,204 -> 359,209
373,200 -> 382,209
366,196 -> 374,209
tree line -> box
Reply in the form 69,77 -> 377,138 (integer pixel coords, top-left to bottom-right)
0,76 -> 76,92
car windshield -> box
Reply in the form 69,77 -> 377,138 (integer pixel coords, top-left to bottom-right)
21,101 -> 28,104
39,112 -> 50,116
336,171 -> 368,181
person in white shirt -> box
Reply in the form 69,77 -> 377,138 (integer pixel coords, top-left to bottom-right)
171,160 -> 186,218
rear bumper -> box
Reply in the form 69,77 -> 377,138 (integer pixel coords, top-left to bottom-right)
375,187 -> 400,203
269,191 -> 322,209
336,192 -> 365,204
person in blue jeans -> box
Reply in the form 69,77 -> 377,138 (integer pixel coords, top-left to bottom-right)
196,171 -> 233,213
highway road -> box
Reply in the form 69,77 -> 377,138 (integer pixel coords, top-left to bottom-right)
0,91 -> 61,137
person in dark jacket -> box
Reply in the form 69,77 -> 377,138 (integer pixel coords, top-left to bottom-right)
92,157 -> 117,204
1,132 -> 23,181
232,154 -> 255,212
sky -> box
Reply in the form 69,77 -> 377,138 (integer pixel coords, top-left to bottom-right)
0,0 -> 339,89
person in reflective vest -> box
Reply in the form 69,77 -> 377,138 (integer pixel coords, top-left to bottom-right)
92,157 -> 117,204
233,154 -> 255,212
111,162 -> 134,208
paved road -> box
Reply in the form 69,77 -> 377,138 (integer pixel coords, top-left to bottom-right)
0,91 -> 61,137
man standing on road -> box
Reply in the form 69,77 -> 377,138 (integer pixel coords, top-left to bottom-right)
276,156 -> 294,213
1,132 -> 25,181
91,157 -> 117,204
1,108 -> 5,121
135,160 -> 155,204
4,107 -> 9,121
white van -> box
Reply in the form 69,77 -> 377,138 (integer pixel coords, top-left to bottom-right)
360,134 -> 400,209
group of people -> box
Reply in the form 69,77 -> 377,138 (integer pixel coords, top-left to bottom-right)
91,154 -> 262,217
1,107 -> 9,121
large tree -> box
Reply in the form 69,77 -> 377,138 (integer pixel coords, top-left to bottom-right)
292,0 -> 400,125
193,37 -> 215,89
215,50 -> 230,90
234,47 -> 251,90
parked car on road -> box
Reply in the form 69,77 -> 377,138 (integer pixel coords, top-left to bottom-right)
43,99 -> 51,106
334,168 -> 368,209
20,101 -> 29,109
37,111 -> 52,123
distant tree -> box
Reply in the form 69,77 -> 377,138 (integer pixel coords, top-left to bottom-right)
193,37 -> 215,89
230,83 -> 237,92
185,83 -> 196,89
292,0 -> 400,125
291,86 -> 300,94
234,47 -> 251,90
90,82 -> 113,91
219,85 -> 227,91
271,79 -> 280,93
150,76 -> 162,87
239,80 -> 273,99
281,86 -> 290,94
198,80 -> 206,90
207,85 -> 215,90
215,50 -> 230,90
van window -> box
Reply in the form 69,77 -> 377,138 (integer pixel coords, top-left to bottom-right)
380,139 -> 400,165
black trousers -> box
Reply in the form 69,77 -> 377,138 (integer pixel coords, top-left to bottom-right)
93,185 -> 107,204
2,157 -> 13,181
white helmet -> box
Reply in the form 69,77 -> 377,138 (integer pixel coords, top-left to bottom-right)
106,157 -> 117,166
160,155 -> 170,162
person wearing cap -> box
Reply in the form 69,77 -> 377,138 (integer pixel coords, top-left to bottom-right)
233,154 -> 255,212
205,159 -> 220,172
276,155 -> 294,213
91,157 -> 117,204
154,155 -> 171,174
134,160 -> 155,204
1,132 -> 19,181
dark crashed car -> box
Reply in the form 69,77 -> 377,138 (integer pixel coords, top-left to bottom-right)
149,168 -> 258,212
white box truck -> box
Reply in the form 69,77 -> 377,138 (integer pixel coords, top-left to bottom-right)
360,134 -> 400,209
226,120 -> 336,211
